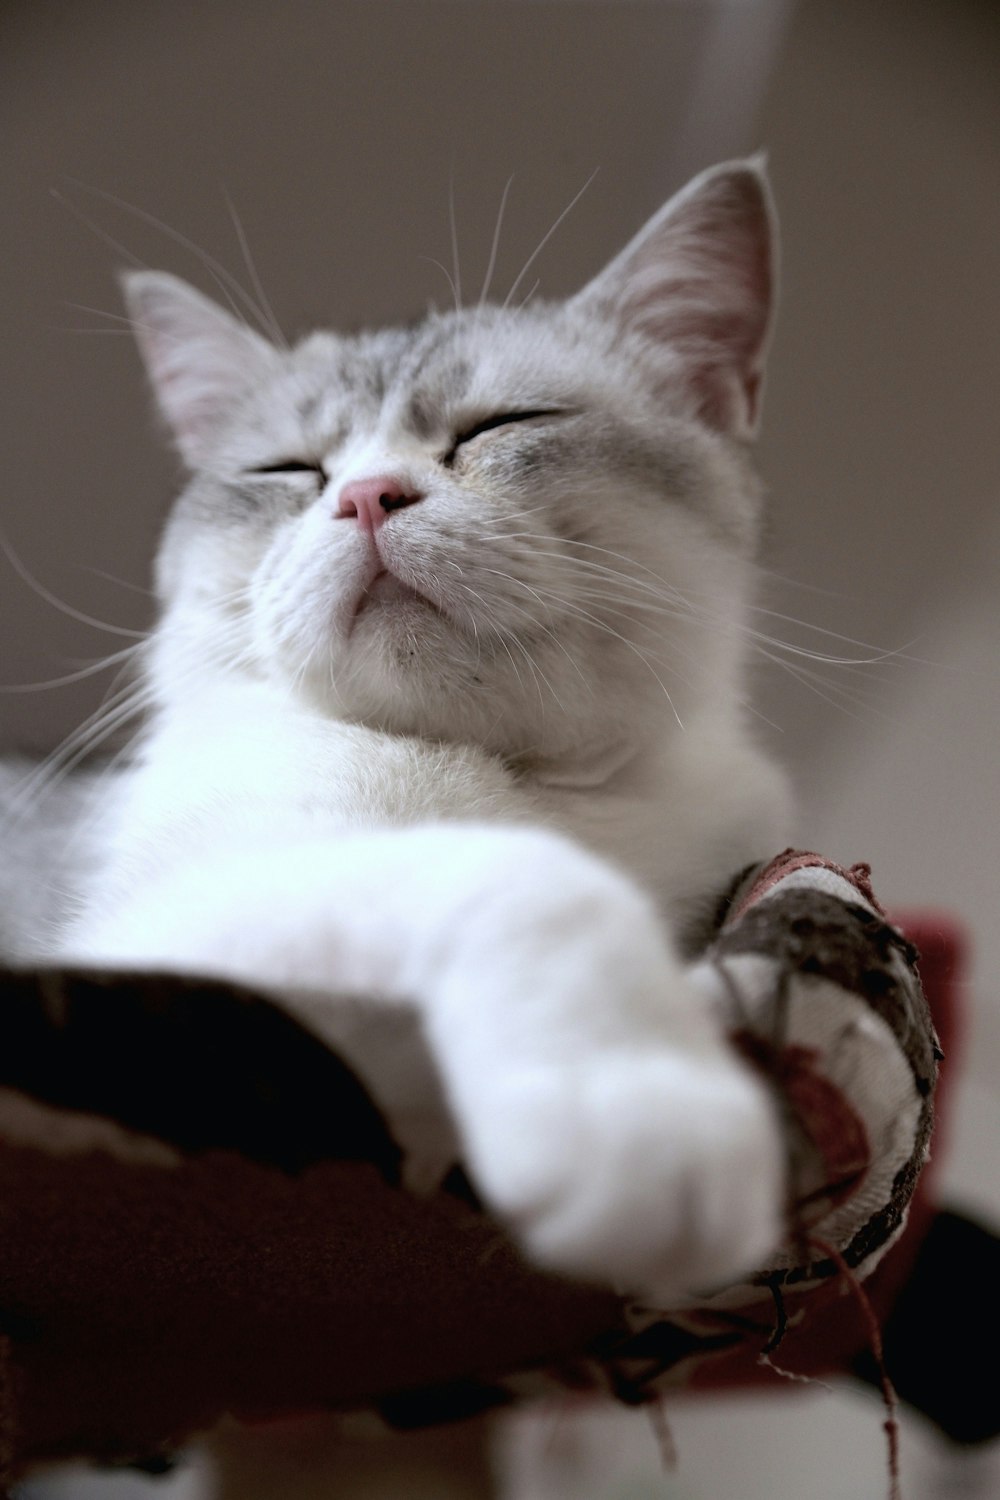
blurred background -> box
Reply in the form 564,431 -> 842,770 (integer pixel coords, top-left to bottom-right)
3,0 -> 999,1496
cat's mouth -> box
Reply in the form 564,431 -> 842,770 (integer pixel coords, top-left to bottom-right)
349,567 -> 444,631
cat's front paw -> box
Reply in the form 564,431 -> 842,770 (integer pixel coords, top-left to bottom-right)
463,1046 -> 785,1305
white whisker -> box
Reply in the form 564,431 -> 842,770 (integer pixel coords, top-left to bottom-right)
420,255 -> 461,311
59,180 -> 280,340
61,328 -> 145,337
474,563 -> 685,727
223,187 -> 288,349
472,569 -> 593,695
0,644 -> 142,694
754,646 -> 897,726
479,174 -> 515,308
504,168 -> 599,311
448,172 -> 463,311
0,529 -> 147,639
50,187 -> 146,269
4,684 -> 150,826
83,567 -> 156,598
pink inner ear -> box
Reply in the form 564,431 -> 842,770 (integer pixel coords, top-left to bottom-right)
125,271 -> 277,468
687,362 -> 761,437
632,299 -> 768,357
630,292 -> 769,437
145,351 -> 237,457
589,165 -> 775,438
743,369 -> 764,429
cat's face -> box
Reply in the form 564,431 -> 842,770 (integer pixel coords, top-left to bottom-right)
130,160 -> 775,763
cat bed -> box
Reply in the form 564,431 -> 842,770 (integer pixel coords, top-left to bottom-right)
0,849 -> 965,1484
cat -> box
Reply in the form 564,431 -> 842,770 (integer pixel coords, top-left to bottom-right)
10,157 -> 792,1312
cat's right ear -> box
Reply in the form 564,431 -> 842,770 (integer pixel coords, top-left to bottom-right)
570,159 -> 777,441
121,271 -> 276,468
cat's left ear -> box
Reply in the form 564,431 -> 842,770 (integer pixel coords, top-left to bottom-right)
122,271 -> 277,468
572,157 -> 776,440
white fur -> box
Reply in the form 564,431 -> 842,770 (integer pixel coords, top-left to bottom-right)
50,160 -> 792,1303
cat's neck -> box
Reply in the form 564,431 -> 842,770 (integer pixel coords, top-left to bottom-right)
137,671 -> 789,923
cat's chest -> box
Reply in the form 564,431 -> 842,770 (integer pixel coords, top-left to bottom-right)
120,689 -> 523,847
104,689 -> 787,929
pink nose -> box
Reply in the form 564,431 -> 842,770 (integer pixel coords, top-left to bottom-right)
336,474 -> 422,533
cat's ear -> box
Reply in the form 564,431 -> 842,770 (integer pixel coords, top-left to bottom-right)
122,271 -> 277,468
572,158 -> 776,440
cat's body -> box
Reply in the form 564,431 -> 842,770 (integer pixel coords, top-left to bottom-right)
6,160 -> 792,1319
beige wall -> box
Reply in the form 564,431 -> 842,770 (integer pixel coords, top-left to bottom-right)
754,0 -> 1000,1092
1,0 -> 717,747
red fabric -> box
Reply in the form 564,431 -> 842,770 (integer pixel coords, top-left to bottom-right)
0,909 -> 963,1466
729,848 -> 887,923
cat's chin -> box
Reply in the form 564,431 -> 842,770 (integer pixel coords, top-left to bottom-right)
349,570 -> 444,630
290,643 -> 556,763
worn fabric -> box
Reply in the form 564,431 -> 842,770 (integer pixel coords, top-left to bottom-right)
0,850 -> 944,1474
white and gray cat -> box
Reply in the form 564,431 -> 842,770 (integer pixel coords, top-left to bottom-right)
6,159 -> 792,1306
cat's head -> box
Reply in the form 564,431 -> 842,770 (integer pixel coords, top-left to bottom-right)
128,159 -> 776,766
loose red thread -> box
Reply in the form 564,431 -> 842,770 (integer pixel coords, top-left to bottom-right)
758,1278 -> 834,1390
808,1235 -> 901,1500
645,1394 -> 678,1477
727,849 -> 888,924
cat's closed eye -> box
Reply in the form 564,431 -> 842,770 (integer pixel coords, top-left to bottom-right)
241,414 -> 563,484
442,408 -> 565,467
245,459 -> 328,482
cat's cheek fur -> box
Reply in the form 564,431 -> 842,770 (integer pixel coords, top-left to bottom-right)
69,820 -> 784,1302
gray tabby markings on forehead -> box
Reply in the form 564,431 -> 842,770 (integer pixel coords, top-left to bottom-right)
387,316 -> 474,392
296,362 -> 385,420
295,389 -> 330,425
295,327 -> 473,438
402,358 -> 473,438
404,393 -> 440,443
292,394 -> 355,453
295,333 -> 419,414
